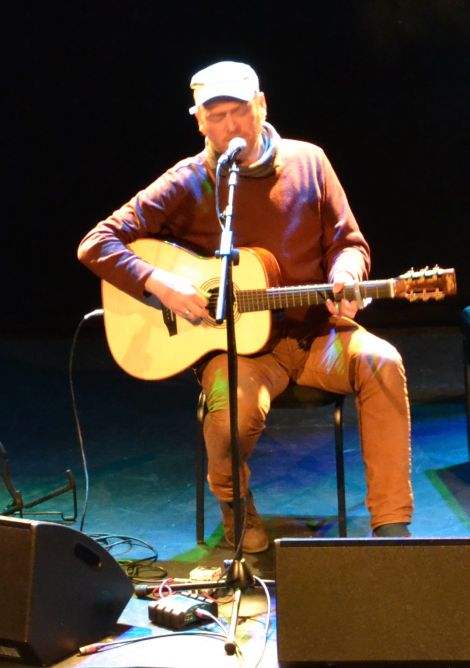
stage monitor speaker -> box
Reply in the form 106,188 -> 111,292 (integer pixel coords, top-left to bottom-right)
275,537 -> 470,666
0,516 -> 134,666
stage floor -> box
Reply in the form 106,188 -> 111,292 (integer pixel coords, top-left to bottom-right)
1,324 -> 469,666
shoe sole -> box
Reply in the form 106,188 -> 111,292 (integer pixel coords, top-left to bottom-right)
224,537 -> 270,554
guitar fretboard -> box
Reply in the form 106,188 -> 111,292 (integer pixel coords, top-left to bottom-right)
234,279 -> 397,313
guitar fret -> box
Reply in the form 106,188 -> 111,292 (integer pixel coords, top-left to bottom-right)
238,280 -> 401,313
238,285 -> 334,312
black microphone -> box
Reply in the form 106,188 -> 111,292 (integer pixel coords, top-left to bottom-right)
218,137 -> 247,166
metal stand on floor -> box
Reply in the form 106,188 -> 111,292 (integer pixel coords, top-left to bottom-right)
211,142 -> 261,655
123,142 -> 265,659
0,441 -> 77,521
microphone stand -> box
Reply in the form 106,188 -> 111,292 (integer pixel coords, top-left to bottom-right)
213,157 -> 256,654
133,154 -> 261,657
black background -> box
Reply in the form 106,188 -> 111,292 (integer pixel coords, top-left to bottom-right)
3,0 -> 469,333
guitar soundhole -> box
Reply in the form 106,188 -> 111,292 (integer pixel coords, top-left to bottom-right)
202,282 -> 241,327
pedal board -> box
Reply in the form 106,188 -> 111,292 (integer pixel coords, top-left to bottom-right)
148,593 -> 218,630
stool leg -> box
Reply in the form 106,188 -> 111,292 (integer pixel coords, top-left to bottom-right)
464,339 -> 470,460
196,392 -> 206,544
334,397 -> 347,537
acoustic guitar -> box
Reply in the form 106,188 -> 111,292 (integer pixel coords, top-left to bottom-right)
101,239 -> 457,380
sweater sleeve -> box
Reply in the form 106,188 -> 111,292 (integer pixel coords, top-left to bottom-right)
319,150 -> 371,283
77,200 -> 158,298
77,158 -> 202,298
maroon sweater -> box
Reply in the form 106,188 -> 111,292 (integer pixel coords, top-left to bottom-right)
78,138 -> 370,330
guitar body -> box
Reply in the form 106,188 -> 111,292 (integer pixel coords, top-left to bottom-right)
102,239 -> 279,380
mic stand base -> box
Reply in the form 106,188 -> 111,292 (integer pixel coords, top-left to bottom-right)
224,557 -> 256,654
136,556 -> 260,655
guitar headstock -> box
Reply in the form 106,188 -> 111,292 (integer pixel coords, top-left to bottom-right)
395,266 -> 457,302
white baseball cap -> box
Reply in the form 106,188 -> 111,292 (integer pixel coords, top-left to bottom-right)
189,60 -> 260,114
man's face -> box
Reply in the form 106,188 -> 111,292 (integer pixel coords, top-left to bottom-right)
196,93 -> 267,166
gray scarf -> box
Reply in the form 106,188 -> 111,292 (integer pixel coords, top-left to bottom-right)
205,122 -> 280,178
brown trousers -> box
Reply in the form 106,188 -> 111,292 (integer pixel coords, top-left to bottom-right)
200,315 -> 413,530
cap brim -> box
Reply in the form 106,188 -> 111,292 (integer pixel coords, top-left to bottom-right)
189,85 -> 256,115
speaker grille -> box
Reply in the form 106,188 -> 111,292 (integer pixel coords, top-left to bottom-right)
275,537 -> 470,664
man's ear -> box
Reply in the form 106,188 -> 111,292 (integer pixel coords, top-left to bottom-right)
258,92 -> 267,118
195,110 -> 207,137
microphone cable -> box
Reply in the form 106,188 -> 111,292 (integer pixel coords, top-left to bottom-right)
68,308 -> 104,532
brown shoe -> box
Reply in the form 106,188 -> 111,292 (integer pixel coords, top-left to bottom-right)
219,491 -> 269,554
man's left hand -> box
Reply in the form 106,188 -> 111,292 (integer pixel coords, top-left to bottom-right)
325,273 -> 360,319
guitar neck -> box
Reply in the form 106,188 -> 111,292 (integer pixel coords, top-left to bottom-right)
236,279 -> 396,313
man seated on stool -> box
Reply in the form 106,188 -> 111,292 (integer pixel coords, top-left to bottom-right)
78,60 -> 413,552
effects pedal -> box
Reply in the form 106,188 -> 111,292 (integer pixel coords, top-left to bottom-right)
148,592 -> 218,630
189,565 -> 222,594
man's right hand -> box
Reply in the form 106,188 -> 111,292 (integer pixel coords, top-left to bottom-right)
144,268 -> 209,322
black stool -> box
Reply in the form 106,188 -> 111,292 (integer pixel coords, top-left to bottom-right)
195,385 -> 347,543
